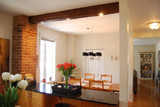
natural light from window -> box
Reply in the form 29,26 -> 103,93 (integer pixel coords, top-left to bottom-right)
40,39 -> 56,83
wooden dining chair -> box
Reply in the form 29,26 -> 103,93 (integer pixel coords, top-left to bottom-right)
101,74 -> 112,83
70,78 -> 81,86
85,73 -> 95,80
89,80 -> 104,89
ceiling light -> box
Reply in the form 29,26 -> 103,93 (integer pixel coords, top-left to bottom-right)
98,12 -> 104,17
148,22 -> 160,30
66,18 -> 70,20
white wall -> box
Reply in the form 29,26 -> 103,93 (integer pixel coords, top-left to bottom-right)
67,35 -> 76,60
37,25 -> 67,82
155,42 -> 160,78
119,0 -> 133,106
0,12 -> 13,72
133,45 -> 155,78
75,33 -> 119,84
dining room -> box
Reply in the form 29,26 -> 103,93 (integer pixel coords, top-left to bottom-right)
37,12 -> 120,93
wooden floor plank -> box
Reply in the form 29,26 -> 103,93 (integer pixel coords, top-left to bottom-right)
128,79 -> 160,107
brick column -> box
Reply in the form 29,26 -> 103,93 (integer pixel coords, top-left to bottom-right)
12,15 -> 37,78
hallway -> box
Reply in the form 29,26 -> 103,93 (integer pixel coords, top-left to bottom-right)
128,79 -> 160,107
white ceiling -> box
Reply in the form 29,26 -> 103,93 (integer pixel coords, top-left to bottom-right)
0,0 -> 118,16
128,0 -> 160,33
0,0 -> 119,35
39,13 -> 119,35
134,38 -> 160,46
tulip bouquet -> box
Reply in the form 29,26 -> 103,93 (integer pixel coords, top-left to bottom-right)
0,72 -> 28,107
57,62 -> 77,89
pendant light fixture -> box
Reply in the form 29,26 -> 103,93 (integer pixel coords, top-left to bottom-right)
82,27 -> 102,58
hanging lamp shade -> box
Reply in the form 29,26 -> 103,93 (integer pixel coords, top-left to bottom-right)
96,52 -> 102,56
88,52 -> 94,56
93,53 -> 96,56
82,52 -> 88,56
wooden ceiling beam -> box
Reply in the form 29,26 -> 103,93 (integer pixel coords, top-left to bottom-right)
29,2 -> 119,24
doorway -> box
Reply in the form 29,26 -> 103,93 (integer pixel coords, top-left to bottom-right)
129,38 -> 160,107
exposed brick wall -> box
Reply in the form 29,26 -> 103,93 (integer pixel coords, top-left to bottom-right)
12,15 -> 37,78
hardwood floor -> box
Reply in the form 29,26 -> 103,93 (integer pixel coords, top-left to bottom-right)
128,79 -> 160,107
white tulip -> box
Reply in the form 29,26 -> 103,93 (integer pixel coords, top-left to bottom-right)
18,80 -> 28,89
9,74 -> 17,82
2,72 -> 10,81
15,74 -> 22,81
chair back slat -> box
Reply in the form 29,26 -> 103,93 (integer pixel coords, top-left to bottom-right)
89,80 -> 104,89
85,73 -> 95,80
101,74 -> 112,83
70,78 -> 81,86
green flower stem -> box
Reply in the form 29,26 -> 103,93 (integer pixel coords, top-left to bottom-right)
64,76 -> 69,89
5,81 -> 8,91
9,82 -> 12,88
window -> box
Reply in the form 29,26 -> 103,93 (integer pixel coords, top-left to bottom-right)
40,39 -> 56,82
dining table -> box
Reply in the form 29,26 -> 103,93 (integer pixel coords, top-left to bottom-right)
53,79 -> 119,92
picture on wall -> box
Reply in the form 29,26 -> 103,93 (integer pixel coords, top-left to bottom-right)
0,38 -> 10,84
